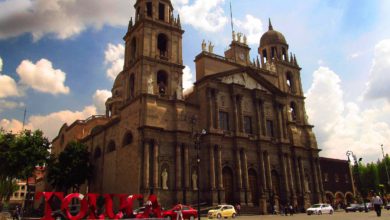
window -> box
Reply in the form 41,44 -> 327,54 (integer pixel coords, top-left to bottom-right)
262,49 -> 267,63
157,70 -> 168,96
14,193 -> 19,197
290,102 -> 297,121
21,192 -> 25,197
286,72 -> 295,93
282,48 -> 287,61
219,111 -> 229,131
131,38 -> 137,61
243,116 -> 253,134
107,140 -> 116,153
335,174 -> 339,183
324,173 -> 328,182
94,147 -> 101,158
129,74 -> 135,98
21,185 -> 25,190
266,120 -> 274,137
146,2 -> 153,17
158,3 -> 165,21
123,132 -> 133,147
271,47 -> 276,59
157,34 -> 168,57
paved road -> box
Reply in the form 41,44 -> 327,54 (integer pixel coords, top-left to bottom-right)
203,210 -> 390,220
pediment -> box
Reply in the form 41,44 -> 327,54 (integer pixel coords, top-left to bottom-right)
219,72 -> 270,93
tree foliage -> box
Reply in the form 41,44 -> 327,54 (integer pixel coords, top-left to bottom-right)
47,141 -> 92,193
0,129 -> 50,202
358,155 -> 390,195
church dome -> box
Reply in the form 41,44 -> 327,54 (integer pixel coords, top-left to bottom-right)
260,19 -> 287,47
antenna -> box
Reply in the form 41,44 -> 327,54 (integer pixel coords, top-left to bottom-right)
230,0 -> 234,39
22,107 -> 27,130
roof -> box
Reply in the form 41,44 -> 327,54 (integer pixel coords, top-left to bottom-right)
260,19 -> 287,47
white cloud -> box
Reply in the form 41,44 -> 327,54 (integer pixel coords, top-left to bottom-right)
0,100 -> 25,112
105,43 -> 124,80
177,0 -> 228,32
364,39 -> 390,101
234,15 -> 263,45
0,89 -> 112,140
306,66 -> 390,162
16,59 -> 70,95
172,0 -> 189,6
0,0 -> 135,40
0,57 -> 21,98
93,89 -> 111,115
182,66 -> 194,90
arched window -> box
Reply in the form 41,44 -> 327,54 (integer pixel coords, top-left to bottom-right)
157,34 -> 168,58
107,140 -> 116,153
282,48 -> 287,61
129,74 -> 135,98
286,72 -> 295,93
271,47 -> 276,59
290,102 -> 297,121
157,70 -> 168,96
262,49 -> 267,63
122,131 -> 133,147
131,38 -> 137,61
158,3 -> 165,21
94,147 -> 102,158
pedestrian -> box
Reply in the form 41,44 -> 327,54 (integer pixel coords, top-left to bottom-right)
371,192 -> 383,217
289,204 -> 294,216
273,205 -> 278,215
235,203 -> 241,215
13,206 -> 20,220
176,203 -> 183,220
284,205 -> 288,216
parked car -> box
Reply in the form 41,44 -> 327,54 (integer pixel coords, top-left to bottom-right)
385,203 -> 390,210
207,205 -> 237,219
306,203 -> 334,215
345,203 -> 364,212
162,205 -> 198,220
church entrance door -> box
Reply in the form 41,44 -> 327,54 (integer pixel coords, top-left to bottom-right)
223,167 -> 234,204
248,169 -> 259,205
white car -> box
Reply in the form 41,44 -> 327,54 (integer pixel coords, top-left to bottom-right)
306,203 -> 334,215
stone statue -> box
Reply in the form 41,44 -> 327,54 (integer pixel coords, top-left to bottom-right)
237,32 -> 242,43
162,168 -> 168,190
201,40 -> 206,51
243,35 -> 247,44
232,31 -> 236,41
304,175 -> 310,193
192,171 -> 198,190
147,75 -> 154,94
208,42 -> 214,53
176,80 -> 183,100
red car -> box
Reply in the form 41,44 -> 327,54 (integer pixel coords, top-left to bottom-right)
162,205 -> 198,220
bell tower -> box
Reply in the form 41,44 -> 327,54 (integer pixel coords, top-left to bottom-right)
122,0 -> 185,102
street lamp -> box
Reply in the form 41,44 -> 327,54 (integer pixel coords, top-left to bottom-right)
346,150 -> 368,212
191,115 -> 206,220
380,144 -> 390,186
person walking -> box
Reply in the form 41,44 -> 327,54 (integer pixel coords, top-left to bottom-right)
176,203 -> 183,220
371,193 -> 383,217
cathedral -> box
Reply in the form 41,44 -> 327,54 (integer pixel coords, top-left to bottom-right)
52,0 -> 325,214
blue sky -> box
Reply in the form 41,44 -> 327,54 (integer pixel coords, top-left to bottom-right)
1,0 -> 390,163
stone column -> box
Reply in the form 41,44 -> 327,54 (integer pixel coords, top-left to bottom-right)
207,89 -> 213,130
238,96 -> 244,133
315,159 -> 324,202
236,149 -> 243,189
259,101 -> 266,136
232,95 -> 239,134
144,142 -> 150,190
299,159 -> 306,194
281,154 -> 290,197
210,146 -> 216,189
265,152 -> 272,190
242,150 -> 252,205
214,91 -> 220,129
294,157 -> 302,195
254,99 -> 262,136
217,146 -> 225,203
153,142 -> 159,188
287,155 -> 297,206
184,145 -> 190,189
276,104 -> 285,139
176,144 -> 183,203
259,150 -> 267,191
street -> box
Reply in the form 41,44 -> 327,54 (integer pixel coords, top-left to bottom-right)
202,210 -> 390,220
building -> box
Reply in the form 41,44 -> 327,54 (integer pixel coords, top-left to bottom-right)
320,157 -> 355,208
52,0 -> 324,214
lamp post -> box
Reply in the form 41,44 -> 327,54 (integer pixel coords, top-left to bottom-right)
346,150 -> 368,212
191,115 -> 206,220
380,144 -> 390,186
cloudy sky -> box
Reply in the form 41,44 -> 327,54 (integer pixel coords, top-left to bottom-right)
1,0 -> 390,163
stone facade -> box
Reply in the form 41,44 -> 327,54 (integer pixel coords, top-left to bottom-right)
51,0 -> 324,214
320,157 -> 355,207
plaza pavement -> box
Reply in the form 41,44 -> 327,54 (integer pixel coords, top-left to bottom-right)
202,210 -> 390,220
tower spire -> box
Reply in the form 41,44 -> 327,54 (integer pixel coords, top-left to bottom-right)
268,18 -> 273,30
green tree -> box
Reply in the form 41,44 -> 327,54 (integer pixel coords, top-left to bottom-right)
47,141 -> 92,193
